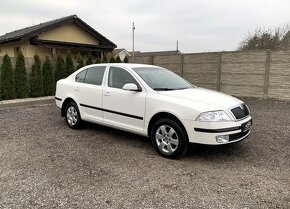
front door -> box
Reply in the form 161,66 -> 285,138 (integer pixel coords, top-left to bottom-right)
102,66 -> 146,133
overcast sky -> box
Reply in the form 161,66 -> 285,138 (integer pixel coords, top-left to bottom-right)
0,0 -> 290,53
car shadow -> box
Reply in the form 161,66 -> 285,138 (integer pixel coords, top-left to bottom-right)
185,142 -> 250,161
82,121 -> 151,146
82,121 -> 251,161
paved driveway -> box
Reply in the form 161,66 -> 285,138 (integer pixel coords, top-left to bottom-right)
0,99 -> 289,208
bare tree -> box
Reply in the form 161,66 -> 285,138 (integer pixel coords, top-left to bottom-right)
238,24 -> 290,50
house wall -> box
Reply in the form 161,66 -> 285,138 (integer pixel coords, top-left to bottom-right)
0,40 -> 52,59
0,22 -> 102,59
131,49 -> 290,100
117,51 -> 130,61
38,22 -> 99,45
0,41 -> 29,57
26,44 -> 52,58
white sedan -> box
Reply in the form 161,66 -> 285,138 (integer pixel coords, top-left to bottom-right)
55,64 -> 252,158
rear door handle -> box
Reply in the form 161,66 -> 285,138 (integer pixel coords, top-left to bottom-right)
75,87 -> 80,91
104,92 -> 111,96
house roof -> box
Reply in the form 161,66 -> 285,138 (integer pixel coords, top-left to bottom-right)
0,15 -> 117,48
113,48 -> 131,56
133,50 -> 181,56
113,48 -> 125,54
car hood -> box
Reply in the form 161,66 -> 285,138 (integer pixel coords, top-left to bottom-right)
157,87 -> 242,109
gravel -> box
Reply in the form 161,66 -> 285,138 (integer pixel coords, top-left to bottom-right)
0,98 -> 289,209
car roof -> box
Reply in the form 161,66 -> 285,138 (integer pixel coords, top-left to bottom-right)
84,63 -> 158,68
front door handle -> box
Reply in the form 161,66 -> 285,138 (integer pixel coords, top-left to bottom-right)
75,87 -> 80,91
104,92 -> 111,96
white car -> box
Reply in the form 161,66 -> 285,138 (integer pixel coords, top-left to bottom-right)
55,64 -> 252,158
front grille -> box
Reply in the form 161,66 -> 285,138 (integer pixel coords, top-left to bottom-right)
231,104 -> 249,120
229,130 -> 250,141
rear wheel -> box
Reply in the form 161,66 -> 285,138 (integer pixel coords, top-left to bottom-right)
151,118 -> 188,159
65,102 -> 82,129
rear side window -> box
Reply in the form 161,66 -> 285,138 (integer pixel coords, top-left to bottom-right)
85,66 -> 106,85
75,70 -> 87,83
75,66 -> 106,85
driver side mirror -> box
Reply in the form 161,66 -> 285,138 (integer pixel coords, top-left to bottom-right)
123,83 -> 141,92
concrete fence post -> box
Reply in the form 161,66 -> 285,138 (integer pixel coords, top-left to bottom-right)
150,55 -> 154,65
180,54 -> 184,77
217,52 -> 222,92
264,50 -> 271,99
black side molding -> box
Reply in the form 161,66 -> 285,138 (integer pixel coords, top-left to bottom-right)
79,103 -> 143,120
55,97 -> 62,101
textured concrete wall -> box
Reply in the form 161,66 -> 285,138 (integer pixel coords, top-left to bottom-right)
183,53 -> 220,90
268,50 -> 290,100
220,51 -> 266,97
133,56 -> 151,65
153,55 -> 182,76
132,49 -> 290,100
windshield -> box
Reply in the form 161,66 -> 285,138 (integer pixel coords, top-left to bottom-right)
132,67 -> 194,91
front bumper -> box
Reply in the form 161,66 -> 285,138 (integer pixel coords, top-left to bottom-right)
182,116 -> 252,145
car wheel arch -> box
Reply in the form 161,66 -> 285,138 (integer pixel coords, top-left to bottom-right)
61,97 -> 78,117
147,112 -> 188,139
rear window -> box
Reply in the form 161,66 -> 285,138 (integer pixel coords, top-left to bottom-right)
75,66 -> 106,85
85,67 -> 106,85
75,70 -> 87,83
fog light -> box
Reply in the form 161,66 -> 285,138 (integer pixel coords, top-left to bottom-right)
216,135 -> 229,143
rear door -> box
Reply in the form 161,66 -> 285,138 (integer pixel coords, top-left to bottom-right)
74,66 -> 106,122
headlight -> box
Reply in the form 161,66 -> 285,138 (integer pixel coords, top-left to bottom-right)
196,111 -> 231,122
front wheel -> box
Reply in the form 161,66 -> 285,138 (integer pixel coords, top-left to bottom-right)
151,118 -> 188,159
65,102 -> 82,129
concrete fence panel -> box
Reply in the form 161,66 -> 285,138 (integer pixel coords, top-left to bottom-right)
133,56 -> 151,65
183,53 -> 220,90
220,51 -> 266,98
153,55 -> 182,75
268,50 -> 290,100
130,49 -> 290,100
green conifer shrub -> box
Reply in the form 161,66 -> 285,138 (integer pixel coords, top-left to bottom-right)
43,56 -> 55,96
65,51 -> 74,76
102,56 -> 108,63
124,56 -> 129,63
110,56 -> 116,63
30,54 -> 43,97
75,53 -> 84,70
0,54 -> 15,100
116,55 -> 121,63
54,54 -> 66,82
95,57 -> 101,64
15,51 -> 29,98
86,52 -> 93,65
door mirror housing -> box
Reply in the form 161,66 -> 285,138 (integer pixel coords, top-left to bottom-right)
123,83 -> 141,92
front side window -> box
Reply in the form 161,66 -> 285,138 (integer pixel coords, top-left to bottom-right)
108,67 -> 139,89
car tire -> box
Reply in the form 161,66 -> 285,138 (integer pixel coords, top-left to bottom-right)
151,118 -> 188,159
65,102 -> 82,129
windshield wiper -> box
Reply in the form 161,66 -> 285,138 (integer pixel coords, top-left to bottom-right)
175,87 -> 189,90
153,88 -> 176,91
153,87 -> 189,91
